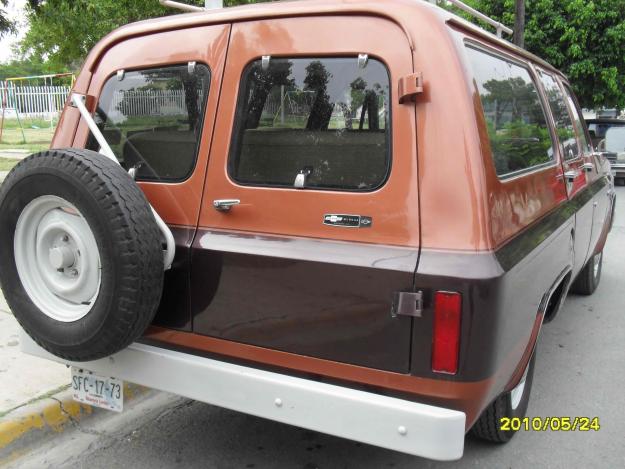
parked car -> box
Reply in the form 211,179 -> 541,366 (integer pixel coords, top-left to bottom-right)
586,117 -> 625,185
0,0 -> 615,461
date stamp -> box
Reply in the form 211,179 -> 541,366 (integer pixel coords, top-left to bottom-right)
500,417 -> 600,432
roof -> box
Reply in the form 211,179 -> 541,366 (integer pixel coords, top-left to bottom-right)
77,0 -> 562,79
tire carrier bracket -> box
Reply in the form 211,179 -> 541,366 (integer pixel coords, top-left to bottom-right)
70,92 -> 176,270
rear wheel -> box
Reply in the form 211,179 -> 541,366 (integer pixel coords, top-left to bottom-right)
571,251 -> 602,296
471,352 -> 536,443
0,149 -> 164,361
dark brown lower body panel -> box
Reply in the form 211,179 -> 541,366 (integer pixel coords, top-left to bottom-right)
190,232 -> 417,373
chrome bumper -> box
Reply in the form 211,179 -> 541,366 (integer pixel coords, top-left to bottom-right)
20,331 -> 466,461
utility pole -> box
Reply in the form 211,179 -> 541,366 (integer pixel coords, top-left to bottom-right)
514,0 -> 525,48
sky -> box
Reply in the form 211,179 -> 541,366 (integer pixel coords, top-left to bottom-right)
0,0 -> 27,63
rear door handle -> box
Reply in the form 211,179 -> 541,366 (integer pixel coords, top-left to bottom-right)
213,199 -> 240,212
564,170 -> 578,182
582,162 -> 594,172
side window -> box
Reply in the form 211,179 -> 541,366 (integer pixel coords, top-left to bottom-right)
466,46 -> 554,177
88,64 -> 210,181
537,71 -> 580,160
228,57 -> 391,191
563,84 -> 592,153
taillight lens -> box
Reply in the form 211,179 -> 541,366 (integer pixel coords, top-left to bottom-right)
432,291 -> 462,374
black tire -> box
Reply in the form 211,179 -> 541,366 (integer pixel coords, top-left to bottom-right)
570,251 -> 603,296
0,149 -> 164,361
471,352 -> 536,443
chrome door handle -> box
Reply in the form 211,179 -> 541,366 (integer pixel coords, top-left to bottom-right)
582,162 -> 594,172
564,170 -> 578,182
213,199 -> 240,212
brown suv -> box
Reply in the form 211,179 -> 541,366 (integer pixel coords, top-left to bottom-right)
0,0 -> 615,461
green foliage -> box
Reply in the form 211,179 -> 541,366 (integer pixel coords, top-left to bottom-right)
486,119 -> 553,174
0,58 -> 55,80
20,0 -> 270,71
0,0 -> 15,39
460,0 -> 625,110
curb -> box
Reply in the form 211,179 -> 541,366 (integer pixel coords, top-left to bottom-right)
0,383 -> 150,463
0,150 -> 29,157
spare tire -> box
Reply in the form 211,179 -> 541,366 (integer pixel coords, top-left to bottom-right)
0,149 -> 164,361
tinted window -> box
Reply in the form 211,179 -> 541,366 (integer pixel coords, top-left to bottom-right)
563,84 -> 591,153
466,46 -> 554,176
537,71 -> 580,160
88,64 -> 210,181
229,57 -> 390,191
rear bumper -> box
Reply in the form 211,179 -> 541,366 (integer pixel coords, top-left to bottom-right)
20,330 -> 466,461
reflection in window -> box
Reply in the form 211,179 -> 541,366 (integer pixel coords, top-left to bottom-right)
563,85 -> 591,153
466,47 -> 554,176
538,71 -> 579,160
87,64 -> 210,181
229,57 -> 390,191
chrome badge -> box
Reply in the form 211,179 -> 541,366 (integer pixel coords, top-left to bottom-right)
323,214 -> 372,228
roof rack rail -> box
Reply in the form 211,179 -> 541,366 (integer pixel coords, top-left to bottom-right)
428,0 -> 513,38
159,0 -> 222,12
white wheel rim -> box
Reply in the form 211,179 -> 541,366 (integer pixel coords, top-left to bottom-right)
14,195 -> 101,322
593,252 -> 602,279
510,361 -> 530,410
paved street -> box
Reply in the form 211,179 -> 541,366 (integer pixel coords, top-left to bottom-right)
5,186 -> 625,469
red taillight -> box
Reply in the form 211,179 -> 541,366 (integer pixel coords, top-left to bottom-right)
432,291 -> 462,374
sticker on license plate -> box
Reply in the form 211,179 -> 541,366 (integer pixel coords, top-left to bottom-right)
71,367 -> 123,412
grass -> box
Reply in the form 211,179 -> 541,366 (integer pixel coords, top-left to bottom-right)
0,118 -> 55,153
0,158 -> 21,171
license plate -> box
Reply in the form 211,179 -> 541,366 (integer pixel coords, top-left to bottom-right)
71,367 -> 123,412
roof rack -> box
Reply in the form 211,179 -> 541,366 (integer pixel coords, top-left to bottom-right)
159,0 -> 222,12
428,0 -> 513,38
158,0 -> 513,39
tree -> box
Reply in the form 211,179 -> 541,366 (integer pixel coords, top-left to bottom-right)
20,0 -> 269,71
461,0 -> 625,110
0,0 -> 15,39
0,58 -> 55,80
513,0 -> 525,48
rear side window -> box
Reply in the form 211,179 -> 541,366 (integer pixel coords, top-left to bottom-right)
87,64 -> 210,181
466,46 -> 554,177
563,84 -> 592,153
537,71 -> 580,160
228,57 -> 391,191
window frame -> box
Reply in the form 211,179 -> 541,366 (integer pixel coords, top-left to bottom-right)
226,55 -> 393,193
464,41 -> 559,181
535,69 -> 582,162
88,62 -> 212,184
561,81 -> 593,156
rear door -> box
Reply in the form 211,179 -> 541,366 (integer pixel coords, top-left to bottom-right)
192,16 -> 419,372
75,25 -> 231,330
560,84 -> 611,259
536,71 -> 594,277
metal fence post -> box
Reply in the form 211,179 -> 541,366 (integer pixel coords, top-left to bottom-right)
0,81 -> 6,143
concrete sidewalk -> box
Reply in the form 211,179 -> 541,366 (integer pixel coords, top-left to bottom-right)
0,150 -> 29,160
0,290 -> 69,417
0,289 -> 152,464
